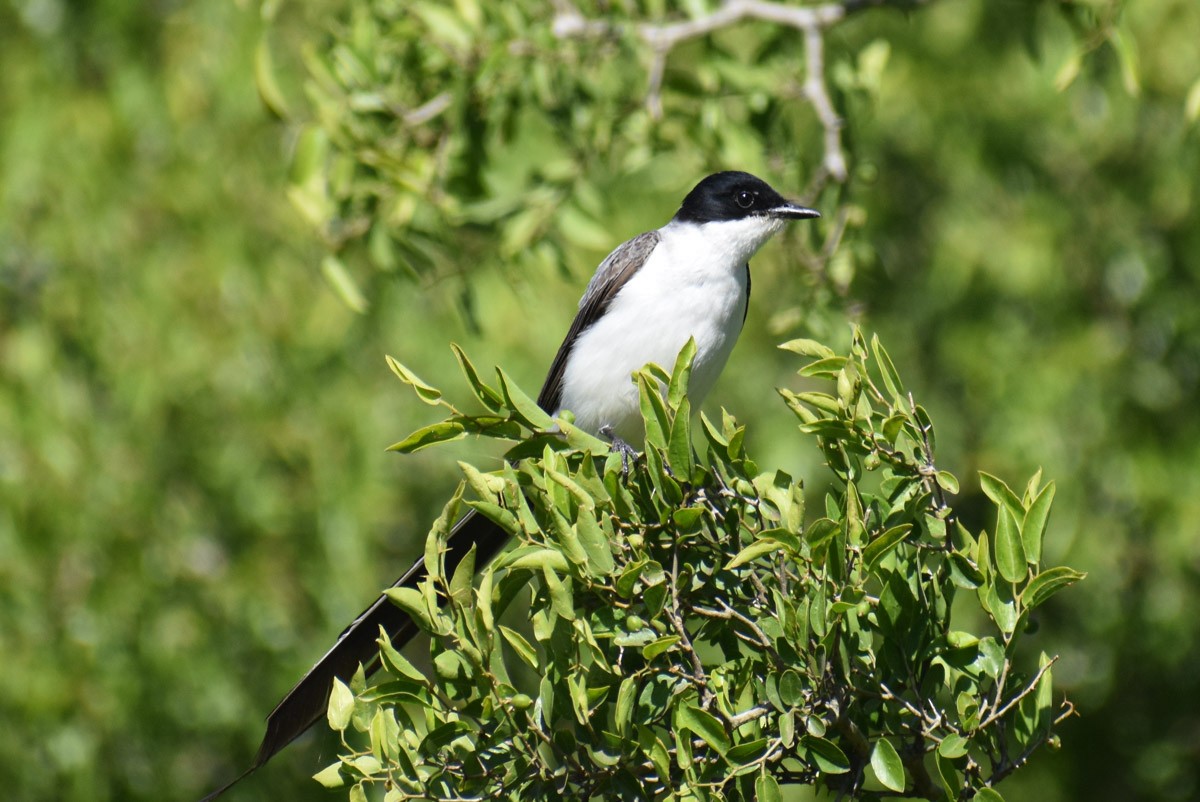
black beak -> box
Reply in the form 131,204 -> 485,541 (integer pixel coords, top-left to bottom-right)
767,201 -> 821,220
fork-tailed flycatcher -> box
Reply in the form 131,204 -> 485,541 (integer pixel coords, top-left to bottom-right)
200,171 -> 819,800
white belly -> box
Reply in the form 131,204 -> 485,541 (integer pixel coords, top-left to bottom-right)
556,232 -> 750,442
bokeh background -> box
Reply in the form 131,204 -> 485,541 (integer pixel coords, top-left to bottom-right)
2,0 -> 1197,799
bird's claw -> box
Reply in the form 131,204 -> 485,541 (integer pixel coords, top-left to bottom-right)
599,425 -> 639,477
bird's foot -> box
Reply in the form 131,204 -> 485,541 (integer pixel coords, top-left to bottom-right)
599,425 -> 639,477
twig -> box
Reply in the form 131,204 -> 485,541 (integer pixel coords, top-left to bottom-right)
402,92 -> 453,126
801,24 -> 847,180
551,0 -> 879,181
668,549 -> 713,707
978,657 -> 1058,729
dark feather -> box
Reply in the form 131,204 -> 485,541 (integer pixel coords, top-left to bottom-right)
537,231 -> 661,412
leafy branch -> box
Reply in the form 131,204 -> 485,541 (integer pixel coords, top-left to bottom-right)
317,330 -> 1082,801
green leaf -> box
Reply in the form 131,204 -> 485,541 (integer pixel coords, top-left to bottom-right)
937,470 -> 960,494
464,500 -> 521,536
870,738 -> 906,793
350,756 -> 380,776
979,472 -> 1025,521
779,670 -> 805,706
501,546 -> 570,573
312,761 -> 345,789
615,676 -> 636,737
677,705 -> 730,756
376,626 -> 426,681
726,537 -> 788,569
576,512 -> 615,576
387,420 -> 466,453
779,338 -> 836,359
871,333 -> 906,404
727,738 -> 769,763
667,397 -> 695,479
365,707 -> 387,764
948,551 -> 984,589
545,463 -> 596,512
798,356 -> 849,378
638,372 -> 670,450
448,543 -> 476,605
1035,652 -> 1055,735
384,355 -> 443,406
383,587 -> 437,634
994,507 -> 1027,583
638,725 -> 673,781
673,507 -> 705,530
542,565 -> 575,620
411,1 -> 473,49
641,635 -> 680,660
803,735 -> 850,774
254,38 -> 290,118
475,566 -> 494,630
755,771 -> 782,802
321,254 -> 367,313
1023,566 -> 1086,609
327,678 -> 355,732
1108,27 -> 1140,96
974,637 -> 1005,679
1187,74 -> 1200,122
497,368 -> 554,430
499,625 -> 539,669
451,343 -> 504,410
976,788 -> 1006,802
938,733 -> 968,759
780,710 -> 796,747
556,418 -> 611,454
667,337 -> 697,411
457,461 -> 503,504
987,580 -> 1019,634
936,752 -> 960,797
863,524 -> 912,568
792,391 -> 842,415
1021,481 -> 1055,564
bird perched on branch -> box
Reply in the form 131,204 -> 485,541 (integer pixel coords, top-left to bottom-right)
201,171 -> 819,800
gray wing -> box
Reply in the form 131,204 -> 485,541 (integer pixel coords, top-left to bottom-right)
536,230 -> 661,413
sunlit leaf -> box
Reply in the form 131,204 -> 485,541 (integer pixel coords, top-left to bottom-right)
994,507 -> 1027,583
1024,566 -> 1087,609
1022,481 -> 1056,564
327,678 -> 355,732
677,705 -> 730,756
804,735 -> 850,774
870,738 -> 906,792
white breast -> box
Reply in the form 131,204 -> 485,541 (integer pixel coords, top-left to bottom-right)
556,216 -> 784,442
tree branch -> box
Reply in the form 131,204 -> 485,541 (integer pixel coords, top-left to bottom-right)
551,0 -> 883,180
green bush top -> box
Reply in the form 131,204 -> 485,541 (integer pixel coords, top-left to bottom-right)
318,331 -> 1082,801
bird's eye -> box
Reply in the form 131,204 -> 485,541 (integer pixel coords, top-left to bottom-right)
735,190 -> 755,209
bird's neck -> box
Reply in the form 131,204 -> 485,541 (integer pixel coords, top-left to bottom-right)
659,217 -> 785,273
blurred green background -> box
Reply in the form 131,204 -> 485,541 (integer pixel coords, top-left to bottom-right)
1,0 -> 1197,800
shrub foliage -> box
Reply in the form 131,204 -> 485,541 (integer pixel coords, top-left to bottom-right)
316,332 -> 1082,801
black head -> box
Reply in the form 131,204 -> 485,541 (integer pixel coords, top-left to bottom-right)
673,171 -> 820,224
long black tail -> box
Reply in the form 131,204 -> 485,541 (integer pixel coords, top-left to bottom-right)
200,509 -> 509,801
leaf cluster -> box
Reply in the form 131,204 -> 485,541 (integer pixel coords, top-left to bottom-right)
269,0 -> 851,311
319,333 -> 1082,801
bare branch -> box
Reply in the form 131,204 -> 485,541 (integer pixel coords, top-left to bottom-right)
402,92 -> 453,127
551,0 -> 867,181
801,24 -> 847,180
978,657 -> 1058,730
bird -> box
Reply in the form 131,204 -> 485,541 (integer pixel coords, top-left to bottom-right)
200,171 -> 819,800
